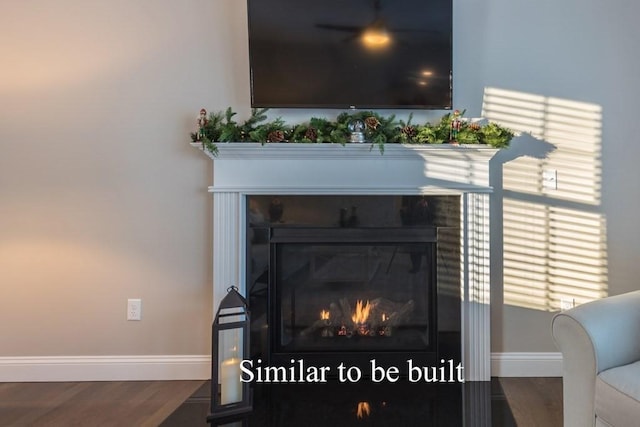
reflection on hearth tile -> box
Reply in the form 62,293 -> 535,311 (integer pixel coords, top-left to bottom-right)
161,380 -> 516,427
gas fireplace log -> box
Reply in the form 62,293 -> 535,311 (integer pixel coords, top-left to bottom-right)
339,298 -> 354,328
369,315 -> 380,331
300,319 -> 331,336
370,307 -> 390,330
329,302 -> 342,324
312,298 -> 416,337
370,298 -> 403,316
386,300 -> 415,327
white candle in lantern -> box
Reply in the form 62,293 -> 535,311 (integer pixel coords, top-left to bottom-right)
220,356 -> 242,405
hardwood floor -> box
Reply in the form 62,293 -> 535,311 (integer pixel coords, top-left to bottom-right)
0,378 -> 562,426
500,377 -> 563,427
0,381 -> 203,427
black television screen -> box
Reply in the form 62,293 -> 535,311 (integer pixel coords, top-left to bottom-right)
247,0 -> 452,109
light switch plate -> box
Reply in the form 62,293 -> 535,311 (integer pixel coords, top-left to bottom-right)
543,169 -> 557,190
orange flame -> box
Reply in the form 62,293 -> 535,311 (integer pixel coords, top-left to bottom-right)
356,401 -> 371,419
352,300 -> 371,324
321,310 -> 330,320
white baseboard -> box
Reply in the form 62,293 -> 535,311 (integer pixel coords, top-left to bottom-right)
491,352 -> 562,377
0,355 -> 211,382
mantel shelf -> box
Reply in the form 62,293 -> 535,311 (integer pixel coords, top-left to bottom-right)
190,141 -> 497,195
190,142 -> 498,161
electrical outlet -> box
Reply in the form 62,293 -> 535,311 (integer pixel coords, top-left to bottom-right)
127,298 -> 142,321
560,298 -> 575,311
543,169 -> 558,190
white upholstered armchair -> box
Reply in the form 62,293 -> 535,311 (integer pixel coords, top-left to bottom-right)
552,290 -> 640,426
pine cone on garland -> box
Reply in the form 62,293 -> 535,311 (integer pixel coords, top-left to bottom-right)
304,127 -> 318,142
267,130 -> 286,143
469,123 -> 481,131
401,125 -> 417,140
364,116 -> 381,130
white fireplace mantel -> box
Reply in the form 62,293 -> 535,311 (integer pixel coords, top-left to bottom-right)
195,142 -> 496,382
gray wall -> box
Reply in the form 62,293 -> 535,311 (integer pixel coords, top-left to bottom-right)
1,0 -> 638,358
459,0 -> 640,352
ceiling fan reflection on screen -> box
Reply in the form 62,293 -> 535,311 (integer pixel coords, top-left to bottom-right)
315,0 -> 424,49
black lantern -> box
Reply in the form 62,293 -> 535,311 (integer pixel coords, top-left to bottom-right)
208,414 -> 250,427
207,286 -> 252,422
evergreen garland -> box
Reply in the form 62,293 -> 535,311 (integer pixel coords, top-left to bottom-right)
191,108 -> 514,156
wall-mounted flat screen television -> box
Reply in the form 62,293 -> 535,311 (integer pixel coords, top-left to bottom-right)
247,0 -> 452,109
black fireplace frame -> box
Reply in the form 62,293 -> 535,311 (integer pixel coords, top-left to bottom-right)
266,226 -> 439,375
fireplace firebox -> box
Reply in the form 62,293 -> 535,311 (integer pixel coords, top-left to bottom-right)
247,195 -> 461,376
271,226 -> 436,371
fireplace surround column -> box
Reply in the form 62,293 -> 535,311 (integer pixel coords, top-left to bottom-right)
462,192 -> 491,381
212,192 -> 243,311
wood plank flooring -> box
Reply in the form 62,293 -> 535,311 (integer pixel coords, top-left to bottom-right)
0,378 -> 562,426
0,380 -> 203,427
500,377 -> 563,427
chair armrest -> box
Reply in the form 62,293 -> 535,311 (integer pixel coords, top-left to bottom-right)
552,290 -> 640,427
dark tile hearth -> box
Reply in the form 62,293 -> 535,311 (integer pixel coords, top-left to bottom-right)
161,379 -> 516,427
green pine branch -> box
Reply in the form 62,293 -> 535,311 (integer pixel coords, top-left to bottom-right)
191,107 -> 514,156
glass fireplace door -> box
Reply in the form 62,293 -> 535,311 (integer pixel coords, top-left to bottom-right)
270,228 -> 437,355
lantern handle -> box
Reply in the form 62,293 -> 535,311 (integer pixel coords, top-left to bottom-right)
227,285 -> 238,293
